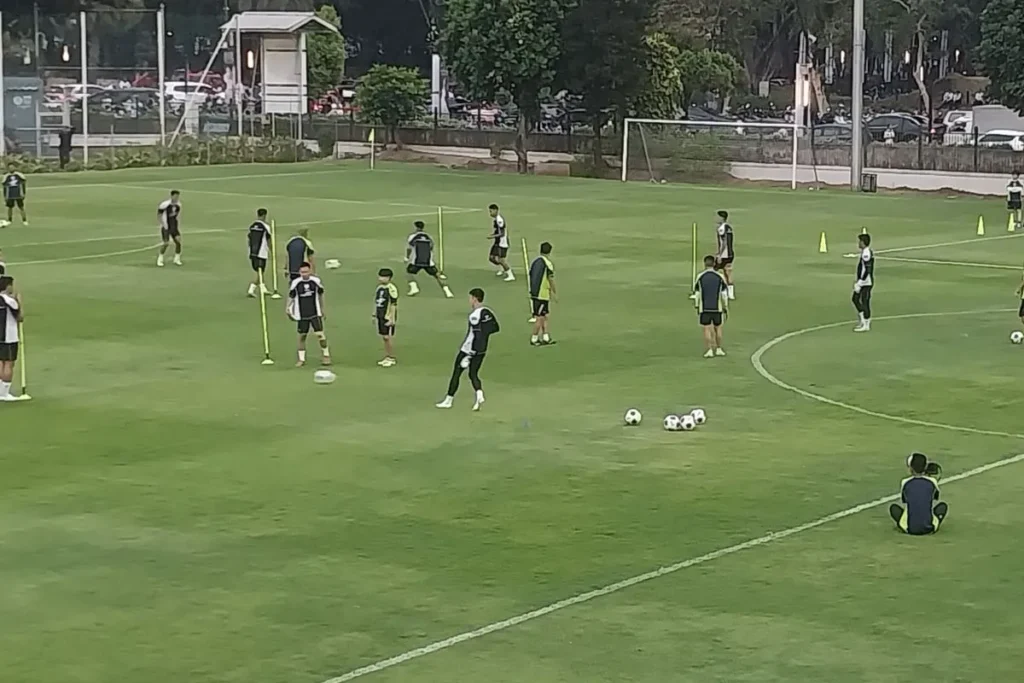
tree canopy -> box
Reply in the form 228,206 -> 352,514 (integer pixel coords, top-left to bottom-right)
306,4 -> 346,100
977,0 -> 1024,113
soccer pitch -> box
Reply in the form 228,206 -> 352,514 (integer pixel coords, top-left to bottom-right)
4,161 -> 1024,683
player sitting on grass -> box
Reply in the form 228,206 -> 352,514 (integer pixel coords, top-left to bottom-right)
374,268 -> 399,367
694,255 -> 728,358
406,221 -> 453,298
287,262 -> 331,367
2,165 -> 28,227
889,452 -> 948,535
246,209 -> 272,298
528,241 -> 557,346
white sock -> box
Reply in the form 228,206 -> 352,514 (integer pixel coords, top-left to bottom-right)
858,312 -> 865,325
531,335 -> 539,343
248,283 -> 257,295
322,346 -> 330,358
475,389 -> 484,403
864,318 -> 871,328
0,380 -> 9,397
298,350 -> 307,362
541,333 -> 550,342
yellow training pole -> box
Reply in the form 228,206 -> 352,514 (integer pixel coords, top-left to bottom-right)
256,270 -> 274,366
437,206 -> 445,272
269,219 -> 282,299
521,237 -> 534,321
17,321 -> 31,400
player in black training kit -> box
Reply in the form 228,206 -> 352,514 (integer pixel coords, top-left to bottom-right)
889,452 -> 948,535
246,208 -> 272,297
853,232 -> 874,332
286,229 -> 315,282
156,190 -> 183,266
406,221 -> 454,298
715,210 -> 735,300
488,204 -> 515,281
436,288 -> 500,411
694,255 -> 729,357
2,166 -> 28,227
374,268 -> 400,367
287,262 -> 331,367
1008,171 -> 1023,230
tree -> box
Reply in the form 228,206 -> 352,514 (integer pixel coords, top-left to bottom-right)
630,32 -> 684,118
679,48 -> 742,109
559,0 -> 654,165
977,0 -> 1024,112
442,0 -> 569,173
354,65 -> 428,145
306,4 -> 346,100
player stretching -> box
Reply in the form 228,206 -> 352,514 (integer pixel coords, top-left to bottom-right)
406,221 -> 453,298
0,276 -> 24,401
3,166 -> 28,227
436,288 -> 500,411
374,268 -> 399,367
694,255 -> 728,357
853,232 -> 874,332
246,209 -> 272,297
715,210 -> 735,300
1008,171 -> 1023,230
488,204 -> 514,281
287,262 -> 331,367
156,190 -> 182,267
528,241 -> 557,346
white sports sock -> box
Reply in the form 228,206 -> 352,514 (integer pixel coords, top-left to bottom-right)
0,380 -> 9,397
298,350 -> 307,362
248,283 -> 257,295
858,312 -> 865,325
531,335 -> 539,343
541,333 -> 550,342
322,346 -> 330,358
475,389 -> 484,402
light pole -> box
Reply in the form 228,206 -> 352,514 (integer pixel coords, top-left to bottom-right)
850,0 -> 865,190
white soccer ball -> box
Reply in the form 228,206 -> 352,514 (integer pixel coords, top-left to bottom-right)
624,408 -> 642,426
0,219 -> 10,228
690,408 -> 706,425
663,414 -> 681,431
1011,331 -> 1024,345
679,414 -> 697,431
313,369 -> 337,384
325,259 -> 341,270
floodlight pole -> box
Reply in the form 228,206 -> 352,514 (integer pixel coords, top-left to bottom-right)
80,11 -> 89,166
235,14 -> 243,138
0,11 -> 5,158
850,0 -> 866,190
157,4 -> 167,147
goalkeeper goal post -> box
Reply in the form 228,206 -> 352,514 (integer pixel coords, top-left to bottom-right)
621,118 -> 814,190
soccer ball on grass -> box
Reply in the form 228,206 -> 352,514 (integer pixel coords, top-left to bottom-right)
663,414 -> 681,431
313,369 -> 337,385
689,408 -> 707,425
679,414 -> 697,431
0,219 -> 10,228
325,259 -> 341,270
1011,331 -> 1024,345
624,408 -> 642,426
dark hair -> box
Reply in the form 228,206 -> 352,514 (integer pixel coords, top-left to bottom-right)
257,208 -> 268,218
924,461 -> 942,477
488,203 -> 499,211
908,452 -> 927,474
540,242 -> 552,255
170,190 -> 181,197
704,255 -> 716,268
717,210 -> 728,220
378,268 -> 393,278
0,276 -> 12,291
300,261 -> 312,270
414,220 -> 425,230
469,287 -> 485,302
860,232 -> 872,246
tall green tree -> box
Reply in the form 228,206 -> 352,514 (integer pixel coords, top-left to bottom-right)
977,0 -> 1024,112
354,64 -> 428,145
630,32 -> 684,118
559,0 -> 654,164
442,0 -> 569,173
679,48 -> 743,109
306,4 -> 346,100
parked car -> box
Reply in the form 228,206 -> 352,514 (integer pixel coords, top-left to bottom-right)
163,81 -> 217,106
812,122 -> 856,142
977,130 -> 1024,152
865,113 -> 927,143
46,83 -> 108,104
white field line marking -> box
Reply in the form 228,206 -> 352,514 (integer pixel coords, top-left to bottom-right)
30,166 -> 357,193
10,243 -> 161,266
875,255 -> 1020,270
875,232 -> 1024,255
751,309 -> 1024,440
326,453 -> 1024,683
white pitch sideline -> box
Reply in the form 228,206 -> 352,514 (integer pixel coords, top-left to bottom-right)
322,451 -> 1024,683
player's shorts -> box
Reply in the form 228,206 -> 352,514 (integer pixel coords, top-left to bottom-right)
160,223 -> 181,240
489,244 -> 508,260
250,257 -> 267,272
0,342 -> 19,362
1009,198 -> 1022,211
406,263 -> 439,277
716,256 -> 734,269
377,318 -> 396,337
699,312 -> 723,327
531,298 -> 550,317
4,197 -> 24,209
297,316 -> 324,334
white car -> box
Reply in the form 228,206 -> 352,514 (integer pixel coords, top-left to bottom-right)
46,83 -> 108,103
163,81 -> 216,105
977,130 -> 1024,152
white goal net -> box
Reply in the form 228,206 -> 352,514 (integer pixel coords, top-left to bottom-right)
621,118 -> 818,189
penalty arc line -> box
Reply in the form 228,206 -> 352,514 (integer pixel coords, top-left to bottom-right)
322,309 -> 1024,683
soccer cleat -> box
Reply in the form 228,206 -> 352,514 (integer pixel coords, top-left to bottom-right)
295,360 -> 306,367
408,282 -> 420,296
321,357 -> 333,366
542,339 -> 558,346
528,317 -> 537,323
156,255 -> 165,267
473,394 -> 485,411
173,255 -> 182,266
503,272 -> 515,282
247,284 -> 257,298
260,285 -> 269,296
0,394 -> 18,402
436,397 -> 454,409
714,347 -> 726,357
853,324 -> 867,332
442,286 -> 454,299
21,221 -> 28,227
495,268 -> 505,277
703,349 -> 715,358
377,358 -> 396,367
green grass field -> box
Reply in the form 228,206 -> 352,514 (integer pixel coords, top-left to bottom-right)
3,161 -> 1024,683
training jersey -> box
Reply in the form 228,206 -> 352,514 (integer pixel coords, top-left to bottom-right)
286,236 -> 314,273
407,231 -> 435,267
0,292 -> 20,343
157,199 -> 181,229
717,222 -> 734,259
694,269 -> 728,313
856,246 -> 875,287
529,255 -> 555,300
900,475 -> 941,534
1008,179 -> 1023,203
2,172 -> 26,200
247,220 -> 271,259
491,215 -> 509,249
459,306 -> 500,355
289,275 -> 324,320
375,282 -> 399,324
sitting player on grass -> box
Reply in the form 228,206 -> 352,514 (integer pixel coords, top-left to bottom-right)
889,452 -> 948,535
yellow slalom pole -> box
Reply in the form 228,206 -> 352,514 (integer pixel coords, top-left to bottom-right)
691,222 -> 699,308
17,321 -> 31,401
521,237 -> 535,321
437,206 -> 445,273
269,219 -> 282,299
256,270 -> 275,366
